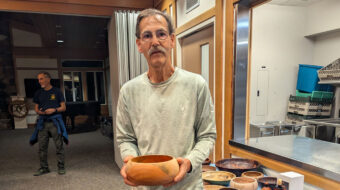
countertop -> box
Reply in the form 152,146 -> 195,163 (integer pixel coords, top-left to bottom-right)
229,135 -> 340,182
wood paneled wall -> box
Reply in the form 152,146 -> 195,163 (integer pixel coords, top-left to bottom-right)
0,0 -> 153,17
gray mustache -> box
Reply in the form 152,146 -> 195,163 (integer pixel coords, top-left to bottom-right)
148,46 -> 166,56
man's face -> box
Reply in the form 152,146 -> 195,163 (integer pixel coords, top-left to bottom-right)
37,74 -> 50,88
136,15 -> 175,69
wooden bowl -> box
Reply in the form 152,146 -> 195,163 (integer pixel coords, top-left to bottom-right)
125,155 -> 179,186
202,165 -> 217,172
203,158 -> 212,165
204,185 -> 239,190
202,171 -> 236,186
215,158 -> 260,176
257,177 -> 277,189
241,171 -> 264,180
230,177 -> 258,190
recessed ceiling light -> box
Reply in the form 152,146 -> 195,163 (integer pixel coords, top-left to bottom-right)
57,40 -> 64,43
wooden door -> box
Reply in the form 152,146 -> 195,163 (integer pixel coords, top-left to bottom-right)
181,25 -> 214,98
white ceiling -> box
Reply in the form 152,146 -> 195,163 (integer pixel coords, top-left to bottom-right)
269,0 -> 323,7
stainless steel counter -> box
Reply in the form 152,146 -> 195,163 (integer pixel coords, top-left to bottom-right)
304,118 -> 340,142
230,135 -> 340,182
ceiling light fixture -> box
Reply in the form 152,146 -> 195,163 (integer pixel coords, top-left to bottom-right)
57,40 -> 64,43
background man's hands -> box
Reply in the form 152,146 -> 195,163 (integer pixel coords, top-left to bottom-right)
120,155 -> 138,186
37,109 -> 45,115
163,157 -> 191,187
44,108 -> 56,115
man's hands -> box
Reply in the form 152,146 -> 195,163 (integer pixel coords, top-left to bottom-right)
44,108 -> 57,115
38,108 -> 57,115
163,157 -> 192,187
120,155 -> 138,186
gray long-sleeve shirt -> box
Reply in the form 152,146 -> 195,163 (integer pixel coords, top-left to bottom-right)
116,68 -> 216,190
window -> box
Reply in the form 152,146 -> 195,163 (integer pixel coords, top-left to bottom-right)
63,72 -> 83,102
63,71 -> 105,104
86,72 -> 106,104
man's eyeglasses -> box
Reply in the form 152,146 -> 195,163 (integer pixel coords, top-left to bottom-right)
141,30 -> 169,42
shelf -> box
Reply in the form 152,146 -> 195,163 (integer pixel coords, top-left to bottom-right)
318,80 -> 340,87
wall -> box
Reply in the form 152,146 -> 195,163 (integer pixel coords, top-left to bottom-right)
306,0 -> 340,36
312,30 -> 340,66
176,0 -> 215,27
16,67 -> 58,97
250,4 -> 314,123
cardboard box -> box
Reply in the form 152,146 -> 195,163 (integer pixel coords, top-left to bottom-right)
279,171 -> 304,190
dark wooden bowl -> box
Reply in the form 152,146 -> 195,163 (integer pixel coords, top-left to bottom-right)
257,176 -> 277,189
203,158 -> 212,165
215,158 -> 260,176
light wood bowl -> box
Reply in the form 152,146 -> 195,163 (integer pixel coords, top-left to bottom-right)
125,155 -> 179,186
230,177 -> 258,190
241,171 -> 264,180
202,171 -> 236,186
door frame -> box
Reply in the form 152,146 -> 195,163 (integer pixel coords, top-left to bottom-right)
176,17 -> 216,160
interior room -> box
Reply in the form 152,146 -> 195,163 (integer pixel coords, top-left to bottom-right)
1,0 -> 340,190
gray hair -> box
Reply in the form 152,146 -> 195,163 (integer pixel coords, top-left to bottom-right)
135,8 -> 174,38
37,71 -> 51,79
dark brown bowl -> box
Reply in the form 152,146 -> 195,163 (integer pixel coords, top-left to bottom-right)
257,176 -> 277,188
215,158 -> 260,176
203,158 -> 212,165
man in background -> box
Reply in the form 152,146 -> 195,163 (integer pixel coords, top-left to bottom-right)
30,71 -> 68,176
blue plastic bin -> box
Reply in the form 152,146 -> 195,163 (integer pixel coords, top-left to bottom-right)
296,64 -> 333,93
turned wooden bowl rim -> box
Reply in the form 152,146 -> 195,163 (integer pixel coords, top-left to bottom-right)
202,171 -> 236,182
129,155 -> 175,164
215,158 -> 259,170
257,176 -> 277,185
232,176 -> 256,183
202,165 -> 217,172
241,171 -> 263,177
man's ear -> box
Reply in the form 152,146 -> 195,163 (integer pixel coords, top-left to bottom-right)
170,34 -> 175,48
136,38 -> 142,53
